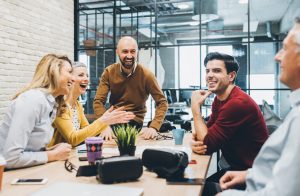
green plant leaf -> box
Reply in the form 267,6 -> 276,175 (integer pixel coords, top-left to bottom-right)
113,124 -> 138,151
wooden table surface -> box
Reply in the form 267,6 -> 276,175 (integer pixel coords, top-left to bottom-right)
2,133 -> 211,196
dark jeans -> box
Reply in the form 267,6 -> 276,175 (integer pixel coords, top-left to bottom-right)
202,182 -> 222,196
202,168 -> 246,196
202,169 -> 228,196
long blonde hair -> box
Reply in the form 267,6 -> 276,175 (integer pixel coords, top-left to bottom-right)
13,54 -> 72,112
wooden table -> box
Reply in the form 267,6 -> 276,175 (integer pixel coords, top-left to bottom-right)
1,133 -> 211,196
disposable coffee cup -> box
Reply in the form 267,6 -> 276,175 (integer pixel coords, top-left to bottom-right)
85,137 -> 103,165
0,156 -> 6,191
172,129 -> 185,145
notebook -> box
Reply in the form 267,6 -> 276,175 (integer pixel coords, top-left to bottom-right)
31,181 -> 143,196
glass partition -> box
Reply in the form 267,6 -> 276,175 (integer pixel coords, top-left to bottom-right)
76,0 -> 296,119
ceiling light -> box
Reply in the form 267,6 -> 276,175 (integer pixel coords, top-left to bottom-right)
115,0 -> 125,6
190,21 -> 200,26
177,3 -> 189,9
160,41 -> 173,45
192,14 -> 219,24
238,0 -> 248,4
121,7 -> 130,10
138,28 -> 160,38
242,37 -> 254,42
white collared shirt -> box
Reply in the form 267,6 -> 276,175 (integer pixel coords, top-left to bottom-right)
221,88 -> 300,196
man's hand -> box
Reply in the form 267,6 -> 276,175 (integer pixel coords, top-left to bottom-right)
219,170 -> 248,190
139,127 -> 158,140
191,132 -> 207,154
100,126 -> 115,141
191,90 -> 211,115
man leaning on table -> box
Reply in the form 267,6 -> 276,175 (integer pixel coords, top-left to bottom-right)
93,36 -> 168,140
190,52 -> 268,195
215,17 -> 300,196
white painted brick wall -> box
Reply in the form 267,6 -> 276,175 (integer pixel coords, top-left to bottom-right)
0,0 -> 74,120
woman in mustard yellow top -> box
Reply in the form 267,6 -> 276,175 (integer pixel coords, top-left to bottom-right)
49,62 -> 135,147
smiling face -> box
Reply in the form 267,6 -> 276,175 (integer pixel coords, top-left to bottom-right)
205,59 -> 236,96
54,61 -> 74,97
116,37 -> 138,71
275,23 -> 300,90
72,66 -> 89,96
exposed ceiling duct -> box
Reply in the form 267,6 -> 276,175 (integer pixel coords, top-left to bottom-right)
155,0 -> 220,32
192,0 -> 219,23
79,0 -> 293,42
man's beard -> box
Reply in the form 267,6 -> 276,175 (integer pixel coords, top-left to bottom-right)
120,57 -> 135,69
207,81 -> 228,95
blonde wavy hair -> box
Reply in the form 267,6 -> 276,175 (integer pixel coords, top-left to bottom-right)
13,54 -> 72,112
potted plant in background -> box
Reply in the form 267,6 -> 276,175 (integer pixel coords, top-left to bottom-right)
83,39 -> 96,56
112,125 -> 139,156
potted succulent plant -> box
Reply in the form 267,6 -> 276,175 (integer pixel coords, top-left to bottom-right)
112,125 -> 139,156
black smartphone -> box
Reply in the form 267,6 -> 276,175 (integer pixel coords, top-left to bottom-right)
79,157 -> 103,161
79,157 -> 88,161
11,178 -> 48,185
166,178 -> 205,185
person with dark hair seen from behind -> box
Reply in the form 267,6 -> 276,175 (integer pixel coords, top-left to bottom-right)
216,17 -> 300,196
0,54 -> 74,169
190,52 -> 268,195
93,36 -> 168,140
49,62 -> 135,147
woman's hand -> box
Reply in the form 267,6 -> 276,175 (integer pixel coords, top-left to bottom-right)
100,126 -> 115,141
47,143 -> 72,162
99,106 -> 135,125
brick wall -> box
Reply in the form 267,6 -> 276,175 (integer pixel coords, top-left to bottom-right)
0,0 -> 74,120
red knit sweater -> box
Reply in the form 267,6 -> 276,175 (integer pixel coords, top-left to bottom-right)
204,86 -> 268,170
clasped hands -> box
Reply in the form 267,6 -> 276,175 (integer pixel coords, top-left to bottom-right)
191,132 -> 248,193
46,143 -> 72,162
190,132 -> 207,155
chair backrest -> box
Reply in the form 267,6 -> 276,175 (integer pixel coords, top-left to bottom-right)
261,100 -> 283,135
179,90 -> 192,106
266,125 -> 278,135
163,90 -> 173,104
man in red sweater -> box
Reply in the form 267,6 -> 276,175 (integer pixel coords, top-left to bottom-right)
190,52 -> 268,195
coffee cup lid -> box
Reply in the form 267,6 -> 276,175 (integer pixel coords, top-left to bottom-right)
85,137 -> 103,142
0,155 -> 6,165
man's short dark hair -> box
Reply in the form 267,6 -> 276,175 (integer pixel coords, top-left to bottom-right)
204,52 -> 239,74
296,17 -> 300,24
